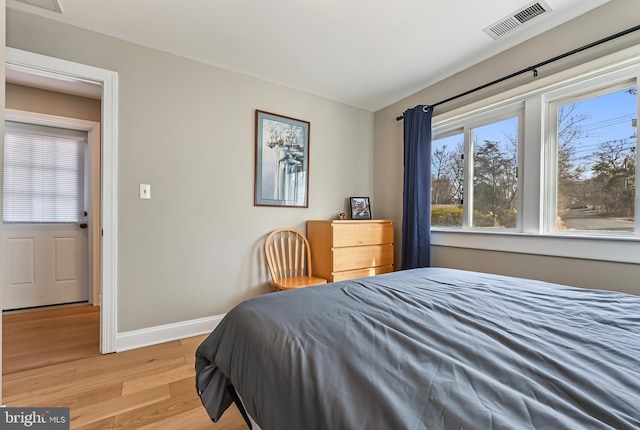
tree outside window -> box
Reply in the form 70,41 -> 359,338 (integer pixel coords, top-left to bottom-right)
471,117 -> 519,229
431,133 -> 464,227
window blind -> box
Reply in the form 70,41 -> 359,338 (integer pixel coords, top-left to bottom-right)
3,121 -> 87,223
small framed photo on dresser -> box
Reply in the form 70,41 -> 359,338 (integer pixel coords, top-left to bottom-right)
350,197 -> 372,220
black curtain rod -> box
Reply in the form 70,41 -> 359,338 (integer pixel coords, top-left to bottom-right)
396,24 -> 640,121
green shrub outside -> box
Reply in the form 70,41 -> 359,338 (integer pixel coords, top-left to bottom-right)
431,206 -> 462,226
431,206 -> 517,228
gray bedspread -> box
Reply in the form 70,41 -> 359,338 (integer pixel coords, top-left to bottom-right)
195,268 -> 640,429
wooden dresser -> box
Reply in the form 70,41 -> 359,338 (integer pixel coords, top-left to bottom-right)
306,220 -> 394,282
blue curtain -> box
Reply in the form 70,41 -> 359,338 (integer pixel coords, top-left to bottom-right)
401,105 -> 433,270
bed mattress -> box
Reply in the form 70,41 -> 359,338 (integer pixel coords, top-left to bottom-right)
196,268 -> 640,429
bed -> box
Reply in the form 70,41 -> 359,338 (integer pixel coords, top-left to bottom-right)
195,268 -> 640,429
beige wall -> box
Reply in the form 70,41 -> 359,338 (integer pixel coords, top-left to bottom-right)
6,83 -> 101,121
374,0 -> 640,295
431,246 -> 640,296
6,9 -> 374,332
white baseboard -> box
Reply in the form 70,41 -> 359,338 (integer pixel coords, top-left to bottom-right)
115,313 -> 225,352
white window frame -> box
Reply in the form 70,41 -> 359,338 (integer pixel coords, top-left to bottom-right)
430,46 -> 640,265
434,103 -> 525,231
544,74 -> 639,237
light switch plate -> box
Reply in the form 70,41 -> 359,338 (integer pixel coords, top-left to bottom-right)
140,184 -> 151,199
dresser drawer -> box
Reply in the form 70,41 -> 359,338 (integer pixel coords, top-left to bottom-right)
332,265 -> 394,282
332,222 -> 393,247
307,219 -> 395,283
332,244 -> 394,272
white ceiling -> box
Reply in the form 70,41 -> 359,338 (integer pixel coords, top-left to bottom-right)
6,0 -> 609,111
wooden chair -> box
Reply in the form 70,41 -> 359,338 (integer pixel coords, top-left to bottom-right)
265,228 -> 328,291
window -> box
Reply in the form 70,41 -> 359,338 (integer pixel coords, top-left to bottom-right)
549,84 -> 637,233
3,121 -> 87,223
471,117 -> 519,229
432,106 -> 522,230
430,52 -> 640,264
432,132 -> 464,227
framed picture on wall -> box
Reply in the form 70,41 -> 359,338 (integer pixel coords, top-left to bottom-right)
350,197 -> 372,220
254,110 -> 310,207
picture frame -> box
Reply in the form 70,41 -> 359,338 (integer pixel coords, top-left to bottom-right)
350,197 -> 372,220
255,110 -> 310,207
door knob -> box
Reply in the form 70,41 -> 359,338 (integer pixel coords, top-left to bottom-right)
79,223 -> 88,229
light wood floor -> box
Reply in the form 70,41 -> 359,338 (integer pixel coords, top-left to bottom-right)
3,305 -> 101,374
2,306 -> 247,429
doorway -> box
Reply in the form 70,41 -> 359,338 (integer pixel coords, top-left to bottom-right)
3,112 -> 100,311
3,47 -> 119,354
2,83 -> 103,374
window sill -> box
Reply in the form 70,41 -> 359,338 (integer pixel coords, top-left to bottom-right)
431,228 -> 640,265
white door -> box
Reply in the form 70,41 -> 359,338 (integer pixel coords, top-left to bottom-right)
3,223 -> 88,310
2,119 -> 90,310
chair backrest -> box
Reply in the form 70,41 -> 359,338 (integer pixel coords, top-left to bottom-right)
265,228 -> 314,282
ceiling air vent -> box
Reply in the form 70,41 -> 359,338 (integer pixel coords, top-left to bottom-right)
483,1 -> 551,40
12,0 -> 63,13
